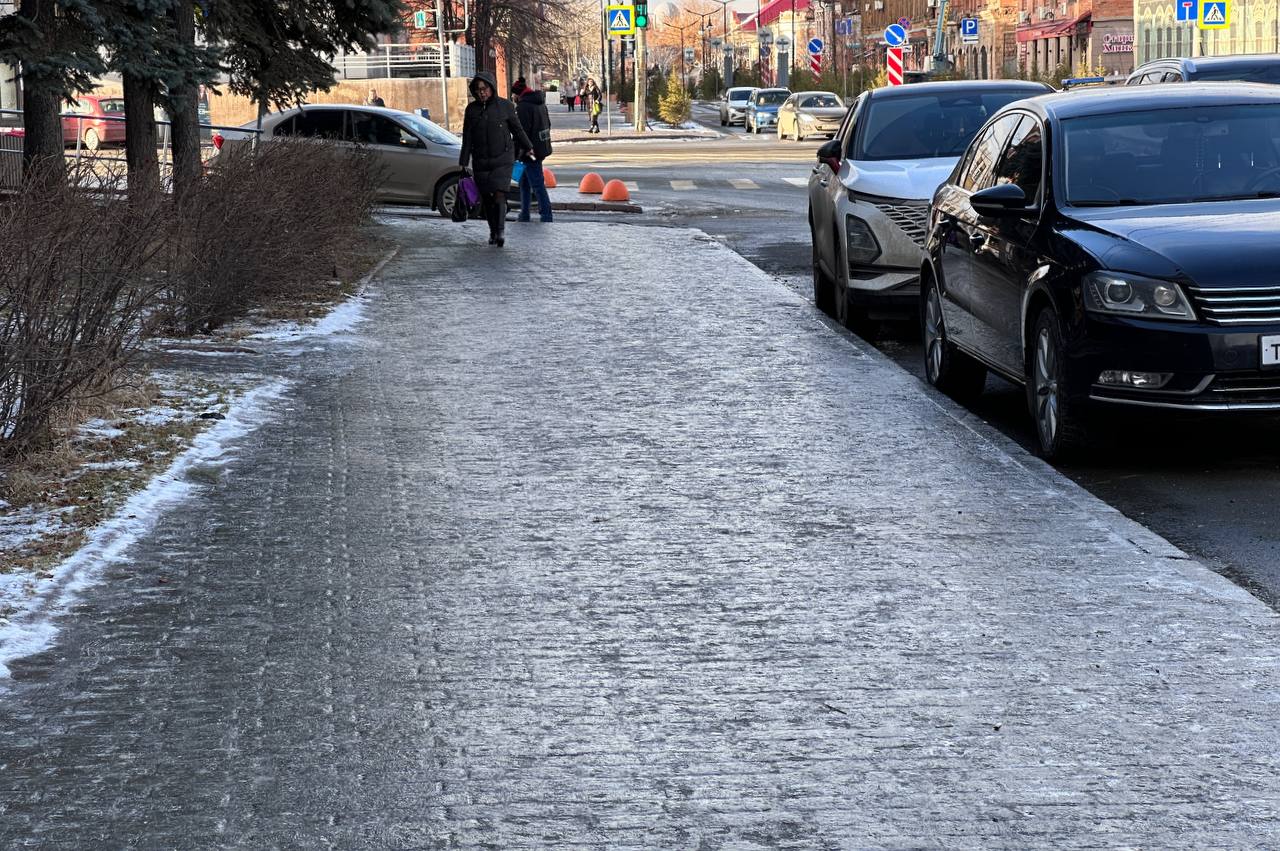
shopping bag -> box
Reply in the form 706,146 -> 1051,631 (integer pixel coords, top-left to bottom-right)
459,176 -> 480,207
512,160 -> 526,184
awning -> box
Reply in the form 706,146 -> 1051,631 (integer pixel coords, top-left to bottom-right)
1017,11 -> 1091,43
733,0 -> 813,34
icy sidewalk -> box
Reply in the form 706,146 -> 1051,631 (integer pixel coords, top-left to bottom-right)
2,219 -> 1280,846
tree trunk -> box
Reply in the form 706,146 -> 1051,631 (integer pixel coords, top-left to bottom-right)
168,2 -> 201,200
18,0 -> 65,179
123,71 -> 160,198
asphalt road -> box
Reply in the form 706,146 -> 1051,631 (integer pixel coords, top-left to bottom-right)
545,105 -> 1280,609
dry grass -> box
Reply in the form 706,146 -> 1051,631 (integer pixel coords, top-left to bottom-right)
0,371 -> 230,575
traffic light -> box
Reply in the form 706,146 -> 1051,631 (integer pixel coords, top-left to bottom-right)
635,1 -> 648,28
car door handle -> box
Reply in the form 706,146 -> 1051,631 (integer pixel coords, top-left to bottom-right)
970,231 -> 988,251
817,177 -> 829,187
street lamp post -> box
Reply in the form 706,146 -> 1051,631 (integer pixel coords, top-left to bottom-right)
667,20 -> 697,89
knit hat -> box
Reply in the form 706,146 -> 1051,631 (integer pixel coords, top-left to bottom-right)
511,78 -> 528,96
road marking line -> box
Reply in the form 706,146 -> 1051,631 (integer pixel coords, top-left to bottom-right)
782,177 -> 808,187
671,180 -> 696,190
730,178 -> 759,189
623,181 -> 639,192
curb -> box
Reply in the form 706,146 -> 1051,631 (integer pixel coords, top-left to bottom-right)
552,200 -> 642,213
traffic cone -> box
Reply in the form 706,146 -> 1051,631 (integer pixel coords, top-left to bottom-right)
578,172 -> 605,194
543,167 -> 558,188
601,179 -> 630,203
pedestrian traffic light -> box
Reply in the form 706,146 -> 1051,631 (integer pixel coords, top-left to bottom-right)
635,1 -> 648,28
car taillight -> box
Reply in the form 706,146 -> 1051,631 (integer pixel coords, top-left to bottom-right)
212,132 -> 224,150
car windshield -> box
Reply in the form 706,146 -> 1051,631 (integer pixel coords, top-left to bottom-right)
1192,64 -> 1280,84
398,112 -> 461,146
801,94 -> 842,109
755,91 -> 789,106
1062,104 -> 1280,206
98,99 -> 125,114
729,90 -> 753,102
855,90 -> 1040,161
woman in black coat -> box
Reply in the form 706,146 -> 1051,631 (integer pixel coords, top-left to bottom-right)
459,70 -> 534,247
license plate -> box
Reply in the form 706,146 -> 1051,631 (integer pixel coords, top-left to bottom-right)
1262,335 -> 1280,367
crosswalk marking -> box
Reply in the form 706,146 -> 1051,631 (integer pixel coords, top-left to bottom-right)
729,178 -> 759,189
671,179 -> 696,190
623,181 -> 639,192
782,177 -> 808,187
565,177 -> 810,192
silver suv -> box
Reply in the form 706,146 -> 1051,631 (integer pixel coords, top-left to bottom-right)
719,87 -> 757,126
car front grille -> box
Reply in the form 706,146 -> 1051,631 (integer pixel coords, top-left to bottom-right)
873,201 -> 929,248
1188,285 -> 1280,326
1202,371 -> 1280,404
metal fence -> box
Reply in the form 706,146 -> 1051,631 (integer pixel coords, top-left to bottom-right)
0,108 -> 261,192
334,42 -> 476,80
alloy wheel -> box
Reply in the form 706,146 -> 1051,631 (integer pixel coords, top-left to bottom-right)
1034,326 -> 1060,448
439,181 -> 458,219
925,287 -> 944,384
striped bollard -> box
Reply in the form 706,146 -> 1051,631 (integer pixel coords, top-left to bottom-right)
887,47 -> 904,86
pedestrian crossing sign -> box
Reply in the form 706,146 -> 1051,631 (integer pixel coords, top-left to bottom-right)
1198,0 -> 1228,29
607,5 -> 636,35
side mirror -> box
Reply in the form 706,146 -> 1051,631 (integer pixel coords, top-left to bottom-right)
816,138 -> 841,172
971,183 -> 1031,217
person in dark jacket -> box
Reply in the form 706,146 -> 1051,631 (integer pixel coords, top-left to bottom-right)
586,79 -> 602,133
511,79 -> 554,223
459,70 -> 533,247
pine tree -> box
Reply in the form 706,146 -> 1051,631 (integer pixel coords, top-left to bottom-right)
657,73 -> 691,126
0,0 -> 105,176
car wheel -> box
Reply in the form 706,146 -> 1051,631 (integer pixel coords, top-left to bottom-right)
923,278 -> 986,400
435,174 -> 461,219
811,223 -> 835,315
1029,307 -> 1086,460
83,128 -> 100,151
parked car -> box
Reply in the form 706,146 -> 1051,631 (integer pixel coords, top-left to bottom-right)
745,88 -> 791,134
62,95 -> 126,151
719,86 -> 758,126
808,80 -> 1052,331
214,104 -> 466,215
776,91 -> 845,141
1126,53 -> 1280,86
923,83 -> 1280,458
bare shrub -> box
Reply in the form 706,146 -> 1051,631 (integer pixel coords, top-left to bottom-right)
163,139 -> 381,333
0,156 -> 169,456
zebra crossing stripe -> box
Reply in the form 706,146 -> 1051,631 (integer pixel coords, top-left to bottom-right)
623,181 -> 639,192
671,180 -> 696,190
782,177 -> 808,186
729,178 -> 759,189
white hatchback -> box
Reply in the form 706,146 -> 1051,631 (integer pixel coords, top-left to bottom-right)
807,80 -> 1052,331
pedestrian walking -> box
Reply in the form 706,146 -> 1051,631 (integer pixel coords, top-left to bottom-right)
587,79 -> 602,134
566,86 -> 575,112
366,88 -> 386,107
459,70 -> 534,247
511,78 -> 554,223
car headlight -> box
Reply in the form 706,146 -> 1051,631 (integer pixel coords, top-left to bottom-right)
1083,271 -> 1196,322
845,215 -> 881,266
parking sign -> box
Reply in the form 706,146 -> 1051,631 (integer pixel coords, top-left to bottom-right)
960,17 -> 979,43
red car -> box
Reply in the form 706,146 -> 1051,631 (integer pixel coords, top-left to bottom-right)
62,95 -> 126,150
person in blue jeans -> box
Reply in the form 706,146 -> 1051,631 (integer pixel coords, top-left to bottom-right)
511,78 -> 554,223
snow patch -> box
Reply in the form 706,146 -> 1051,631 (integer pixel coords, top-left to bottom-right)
0,380 -> 290,679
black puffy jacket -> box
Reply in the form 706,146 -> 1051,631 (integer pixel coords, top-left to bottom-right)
459,70 -> 533,173
516,90 -> 554,161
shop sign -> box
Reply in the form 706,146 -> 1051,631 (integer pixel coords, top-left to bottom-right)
1102,33 -> 1134,53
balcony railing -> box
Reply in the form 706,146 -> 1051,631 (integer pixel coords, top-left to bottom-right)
334,42 -> 476,80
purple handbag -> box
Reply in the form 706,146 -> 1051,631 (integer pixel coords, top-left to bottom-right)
459,176 -> 481,207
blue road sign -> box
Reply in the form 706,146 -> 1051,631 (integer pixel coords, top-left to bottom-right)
884,23 -> 907,46
1199,0 -> 1228,28
807,37 -> 824,55
960,17 -> 979,41
606,5 -> 634,35
1176,0 -> 1197,20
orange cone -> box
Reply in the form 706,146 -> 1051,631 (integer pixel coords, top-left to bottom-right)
601,179 -> 630,203
578,172 -> 605,194
543,167 -> 558,188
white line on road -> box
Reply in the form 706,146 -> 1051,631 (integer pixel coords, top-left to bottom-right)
729,179 -> 759,190
782,177 -> 808,187
671,180 -> 697,190
623,181 -> 639,192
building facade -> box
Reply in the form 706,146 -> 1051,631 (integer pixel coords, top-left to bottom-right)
1014,0 -> 1135,78
1134,0 -> 1280,65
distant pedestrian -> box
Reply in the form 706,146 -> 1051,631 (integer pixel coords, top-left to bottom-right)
366,88 -> 386,108
511,78 -> 554,223
587,79 -> 602,134
459,70 -> 533,247
566,86 -> 575,112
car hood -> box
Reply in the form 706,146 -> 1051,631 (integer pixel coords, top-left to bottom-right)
798,107 -> 846,119
1062,199 -> 1280,288
842,157 -> 957,203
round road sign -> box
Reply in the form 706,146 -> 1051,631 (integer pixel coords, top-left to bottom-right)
884,23 -> 906,46
807,37 -> 824,55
